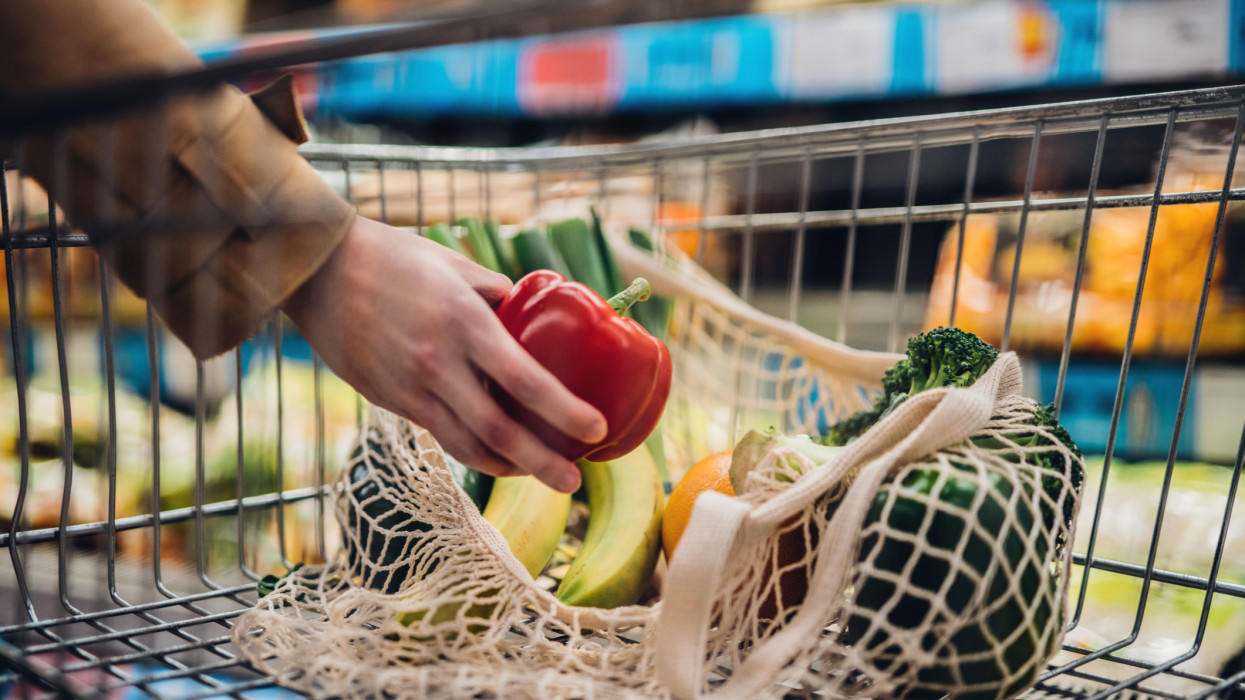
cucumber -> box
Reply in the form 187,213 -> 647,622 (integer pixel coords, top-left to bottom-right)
512,228 -> 571,277
424,222 -> 465,256
548,217 -> 611,300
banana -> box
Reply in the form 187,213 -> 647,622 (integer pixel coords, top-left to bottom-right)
482,475 -> 572,578
556,446 -> 665,608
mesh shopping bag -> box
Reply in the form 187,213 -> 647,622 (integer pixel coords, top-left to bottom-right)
655,352 -> 1082,700
232,238 -> 1082,700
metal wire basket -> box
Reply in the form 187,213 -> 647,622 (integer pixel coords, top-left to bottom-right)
1,12 -> 1243,699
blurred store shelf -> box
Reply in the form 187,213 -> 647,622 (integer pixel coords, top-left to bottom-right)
194,0 -> 1245,123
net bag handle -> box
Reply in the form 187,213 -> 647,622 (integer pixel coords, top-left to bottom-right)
656,353 -> 1024,700
610,232 -> 902,385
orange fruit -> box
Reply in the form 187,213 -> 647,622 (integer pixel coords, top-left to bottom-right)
662,449 -> 817,625
661,450 -> 734,561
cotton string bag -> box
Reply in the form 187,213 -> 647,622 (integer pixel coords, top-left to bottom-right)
232,238 -> 1082,699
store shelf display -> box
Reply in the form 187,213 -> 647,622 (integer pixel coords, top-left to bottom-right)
922,126 -> 1245,364
198,0 -> 1245,122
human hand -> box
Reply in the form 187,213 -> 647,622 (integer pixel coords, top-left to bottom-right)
281,215 -> 607,493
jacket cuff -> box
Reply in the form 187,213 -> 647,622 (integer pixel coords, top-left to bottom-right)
247,73 -> 311,145
149,80 -> 354,359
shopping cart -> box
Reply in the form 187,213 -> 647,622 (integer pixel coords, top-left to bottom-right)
1,8 -> 1243,699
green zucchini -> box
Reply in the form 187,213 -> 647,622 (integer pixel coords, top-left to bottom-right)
512,228 -> 571,277
341,431 -> 493,594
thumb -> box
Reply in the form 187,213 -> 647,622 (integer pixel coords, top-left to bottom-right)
469,268 -> 513,307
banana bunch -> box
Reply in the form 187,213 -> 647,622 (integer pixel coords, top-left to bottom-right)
480,444 -> 665,609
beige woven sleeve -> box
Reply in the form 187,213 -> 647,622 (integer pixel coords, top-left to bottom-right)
140,79 -> 356,359
0,0 -> 356,359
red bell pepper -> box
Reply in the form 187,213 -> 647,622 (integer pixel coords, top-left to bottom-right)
493,270 -> 672,462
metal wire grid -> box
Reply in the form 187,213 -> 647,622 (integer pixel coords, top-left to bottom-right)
1,108 -> 343,694
0,36 -> 1242,700
0,163 -> 334,697
301,86 -> 1245,698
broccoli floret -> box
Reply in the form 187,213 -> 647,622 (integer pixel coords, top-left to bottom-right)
905,326 -> 1000,393
822,328 -> 999,446
880,357 -> 912,398
822,409 -> 879,447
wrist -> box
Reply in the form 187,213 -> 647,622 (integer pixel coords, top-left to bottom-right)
282,213 -> 365,325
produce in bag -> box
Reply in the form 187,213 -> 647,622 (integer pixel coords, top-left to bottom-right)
554,445 -> 665,608
661,334 -> 1083,700
338,427 -> 495,594
512,227 -> 571,278
236,234 -> 1081,700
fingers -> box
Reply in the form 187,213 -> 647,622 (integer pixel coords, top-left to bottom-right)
426,368 -> 584,494
473,272 -> 513,308
467,317 -> 608,449
408,285 -> 599,491
301,222 -> 597,492
418,235 -> 513,306
456,262 -> 511,307
403,391 -> 527,481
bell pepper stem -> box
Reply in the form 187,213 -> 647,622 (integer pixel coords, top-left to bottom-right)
608,278 -> 652,315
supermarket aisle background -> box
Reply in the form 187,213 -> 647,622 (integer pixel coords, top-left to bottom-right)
1,0 -> 1243,694
118,0 -> 1245,467
3,0 -> 1237,573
